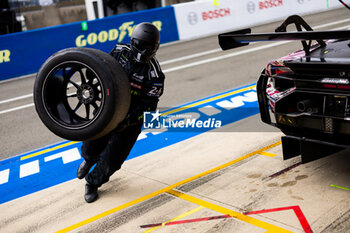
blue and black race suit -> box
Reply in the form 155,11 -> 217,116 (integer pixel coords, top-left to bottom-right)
81,44 -> 165,187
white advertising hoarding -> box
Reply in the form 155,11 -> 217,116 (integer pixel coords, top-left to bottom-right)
174,0 -> 342,41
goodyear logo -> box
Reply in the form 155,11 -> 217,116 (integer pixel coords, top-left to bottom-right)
75,21 -> 162,47
0,49 -> 10,63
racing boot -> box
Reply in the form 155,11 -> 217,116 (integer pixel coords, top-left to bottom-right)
77,160 -> 94,179
84,183 -> 98,203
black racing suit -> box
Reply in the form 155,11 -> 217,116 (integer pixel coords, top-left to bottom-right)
81,44 -> 165,187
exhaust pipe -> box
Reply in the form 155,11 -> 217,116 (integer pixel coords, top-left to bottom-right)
297,99 -> 315,113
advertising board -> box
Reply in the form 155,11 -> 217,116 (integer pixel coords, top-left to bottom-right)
174,0 -> 342,41
0,7 -> 179,81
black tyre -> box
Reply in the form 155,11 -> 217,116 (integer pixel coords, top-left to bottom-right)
33,48 -> 131,141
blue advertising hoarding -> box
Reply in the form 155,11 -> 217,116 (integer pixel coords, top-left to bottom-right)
0,6 -> 179,81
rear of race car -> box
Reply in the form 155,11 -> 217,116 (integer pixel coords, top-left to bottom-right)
218,12 -> 350,162
258,39 -> 350,147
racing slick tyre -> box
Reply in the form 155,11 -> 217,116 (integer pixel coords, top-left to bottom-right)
33,48 -> 131,141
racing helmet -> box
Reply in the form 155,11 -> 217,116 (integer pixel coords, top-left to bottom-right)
130,22 -> 160,63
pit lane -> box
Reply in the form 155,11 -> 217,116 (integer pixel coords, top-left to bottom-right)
1,8 -> 350,233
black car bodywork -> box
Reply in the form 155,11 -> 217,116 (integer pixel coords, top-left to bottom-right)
218,6 -> 350,163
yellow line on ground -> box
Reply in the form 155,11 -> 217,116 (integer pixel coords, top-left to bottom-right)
143,206 -> 204,233
20,141 -> 79,160
56,140 -> 281,233
162,85 -> 256,116
167,189 -> 293,233
259,152 -> 277,157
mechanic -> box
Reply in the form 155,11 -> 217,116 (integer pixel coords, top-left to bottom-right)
76,22 -> 165,203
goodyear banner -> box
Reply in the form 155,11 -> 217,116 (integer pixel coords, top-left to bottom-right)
0,7 -> 179,81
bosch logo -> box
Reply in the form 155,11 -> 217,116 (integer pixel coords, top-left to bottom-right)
259,0 -> 283,10
201,8 -> 230,21
247,1 -> 256,14
297,0 -> 304,4
188,12 -> 198,25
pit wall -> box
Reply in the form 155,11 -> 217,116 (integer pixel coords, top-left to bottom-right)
0,0 -> 342,81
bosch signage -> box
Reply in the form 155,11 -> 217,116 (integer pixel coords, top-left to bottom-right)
174,0 -> 341,42
202,8 -> 231,21
247,0 -> 283,14
247,1 -> 256,14
259,0 -> 283,10
174,1 -> 236,40
187,12 -> 198,25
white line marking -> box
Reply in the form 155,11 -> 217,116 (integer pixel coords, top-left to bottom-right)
158,18 -> 350,67
0,103 -> 34,115
137,132 -> 149,140
198,105 -> 222,116
0,169 -> 10,185
163,24 -> 350,73
0,22 -> 349,115
44,148 -> 81,164
151,131 -> 164,135
0,93 -> 33,105
163,41 -> 290,73
0,73 -> 35,84
312,18 -> 350,30
159,49 -> 221,66
216,91 -> 258,110
20,160 -> 40,178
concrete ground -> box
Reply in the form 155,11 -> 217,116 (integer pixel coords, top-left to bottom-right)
2,125 -> 350,232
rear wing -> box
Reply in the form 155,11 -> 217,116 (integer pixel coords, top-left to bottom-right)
218,30 -> 350,50
339,0 -> 350,10
218,15 -> 350,54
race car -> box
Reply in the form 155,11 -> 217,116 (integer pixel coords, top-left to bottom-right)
218,2 -> 350,163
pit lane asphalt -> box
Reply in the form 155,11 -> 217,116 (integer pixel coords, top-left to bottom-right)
1,7 -> 350,233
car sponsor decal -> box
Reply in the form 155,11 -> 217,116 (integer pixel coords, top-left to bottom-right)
0,83 -> 258,204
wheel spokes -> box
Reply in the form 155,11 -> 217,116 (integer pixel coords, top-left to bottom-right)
73,101 -> 83,112
85,104 -> 90,119
86,69 -> 95,85
47,62 -> 104,127
67,93 -> 77,98
63,67 -> 77,80
69,80 -> 80,89
79,70 -> 87,84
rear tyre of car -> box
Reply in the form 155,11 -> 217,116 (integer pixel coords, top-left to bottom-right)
33,48 -> 130,141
